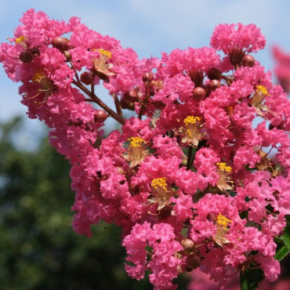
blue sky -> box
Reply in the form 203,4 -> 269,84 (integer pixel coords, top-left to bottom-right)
1,0 -> 290,141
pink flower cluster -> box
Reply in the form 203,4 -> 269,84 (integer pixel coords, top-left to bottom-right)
272,45 -> 290,94
1,10 -> 290,290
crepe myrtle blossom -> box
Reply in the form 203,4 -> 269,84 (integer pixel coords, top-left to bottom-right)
1,10 -> 290,290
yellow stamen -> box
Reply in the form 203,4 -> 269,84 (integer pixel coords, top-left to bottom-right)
216,162 -> 232,173
98,48 -> 112,58
151,80 -> 163,89
216,213 -> 232,227
256,85 -> 268,96
15,36 -> 26,44
128,137 -> 146,147
32,70 -> 46,83
151,177 -> 167,191
184,116 -> 202,126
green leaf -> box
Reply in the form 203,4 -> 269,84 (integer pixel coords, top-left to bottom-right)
275,245 -> 290,261
280,223 -> 290,249
240,268 -> 264,290
274,218 -> 290,262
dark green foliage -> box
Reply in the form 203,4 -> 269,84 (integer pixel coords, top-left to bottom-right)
0,118 -> 191,290
240,268 -> 264,290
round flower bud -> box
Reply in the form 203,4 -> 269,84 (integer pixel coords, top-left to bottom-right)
181,239 -> 195,254
123,89 -> 138,102
94,110 -> 108,123
188,70 -> 204,87
95,71 -> 110,83
30,47 -> 40,56
152,100 -> 166,110
207,212 -> 217,222
269,121 -> 285,130
177,265 -> 185,274
52,36 -> 70,52
242,55 -> 255,67
19,51 -> 33,63
81,72 -> 94,85
158,206 -> 172,220
207,67 -> 221,80
193,87 -> 206,100
120,98 -> 135,110
142,72 -> 153,83
129,183 -> 140,196
208,79 -> 221,91
186,255 -> 201,272
229,47 -> 245,66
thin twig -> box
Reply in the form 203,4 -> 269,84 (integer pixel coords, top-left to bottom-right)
72,80 -> 125,125
112,93 -> 123,117
138,85 -> 150,119
186,146 -> 194,170
69,61 -> 81,83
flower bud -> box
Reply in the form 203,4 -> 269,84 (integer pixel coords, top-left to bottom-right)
81,72 -> 94,85
95,71 -> 110,83
64,51 -> 71,61
185,255 -> 201,271
120,98 -> 135,110
208,79 -> 221,91
30,47 -> 40,55
193,87 -> 206,100
123,89 -> 138,102
269,122 -> 285,130
176,265 -> 185,274
19,51 -> 33,63
207,68 -> 221,80
229,47 -> 245,66
207,212 -> 217,222
152,100 -> 166,110
242,55 -> 255,67
94,110 -> 108,123
158,206 -> 172,220
181,239 -> 195,254
52,36 -> 70,52
129,183 -> 140,196
142,72 -> 153,83
188,70 -> 203,87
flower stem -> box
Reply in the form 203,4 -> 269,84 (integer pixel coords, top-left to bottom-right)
72,80 -> 125,125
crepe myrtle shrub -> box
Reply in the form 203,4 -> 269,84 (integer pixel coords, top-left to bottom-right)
1,9 -> 290,290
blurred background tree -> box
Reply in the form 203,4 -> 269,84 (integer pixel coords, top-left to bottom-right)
0,117 -> 190,290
